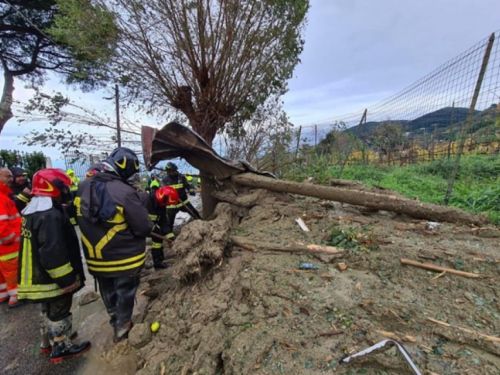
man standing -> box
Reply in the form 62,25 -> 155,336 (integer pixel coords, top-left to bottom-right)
9,167 -> 31,213
161,162 -> 202,241
65,169 -> 80,198
75,147 -> 152,343
139,186 -> 179,270
18,169 -> 90,362
0,168 -> 22,308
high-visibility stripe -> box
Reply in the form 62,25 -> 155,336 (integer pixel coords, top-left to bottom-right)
46,262 -> 73,279
80,232 -> 95,258
0,283 -> 6,290
106,206 -> 126,224
166,232 -> 175,239
86,252 -> 145,266
167,183 -> 184,189
167,199 -> 190,209
7,288 -> 17,296
87,258 -> 145,273
148,214 -> 158,221
152,242 -> 162,249
0,292 -> 7,299
0,251 -> 18,261
0,232 -> 15,244
94,223 -> 128,259
21,238 -> 33,287
18,277 -> 81,300
74,197 -> 81,216
0,213 -> 20,220
17,194 -> 30,203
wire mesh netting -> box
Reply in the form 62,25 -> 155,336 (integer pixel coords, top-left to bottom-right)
213,30 -> 500,174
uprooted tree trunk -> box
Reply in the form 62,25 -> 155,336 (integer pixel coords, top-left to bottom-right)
229,173 -> 487,226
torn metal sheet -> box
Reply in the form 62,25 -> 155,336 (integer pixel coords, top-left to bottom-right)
141,122 -> 274,180
339,339 -> 422,375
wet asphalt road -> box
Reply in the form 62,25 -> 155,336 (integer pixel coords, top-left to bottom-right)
0,302 -> 86,375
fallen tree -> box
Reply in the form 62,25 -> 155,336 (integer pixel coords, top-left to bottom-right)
142,122 -> 488,226
230,173 -> 488,226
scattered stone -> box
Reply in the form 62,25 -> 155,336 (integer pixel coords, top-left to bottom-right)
78,290 -> 100,306
128,323 -> 152,349
337,262 -> 348,271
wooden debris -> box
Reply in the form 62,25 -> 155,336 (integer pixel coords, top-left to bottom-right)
400,258 -> 481,278
295,217 -> 310,232
230,237 -> 345,256
426,317 -> 500,342
337,262 -> 348,271
318,330 -> 343,337
431,271 -> 447,280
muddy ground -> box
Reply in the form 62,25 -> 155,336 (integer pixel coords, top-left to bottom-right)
107,185 -> 500,375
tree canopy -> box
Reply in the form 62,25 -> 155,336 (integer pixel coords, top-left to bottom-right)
0,0 -> 118,133
105,0 -> 309,145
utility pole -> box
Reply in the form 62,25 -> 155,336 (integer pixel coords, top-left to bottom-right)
104,84 -> 122,147
115,84 -> 121,147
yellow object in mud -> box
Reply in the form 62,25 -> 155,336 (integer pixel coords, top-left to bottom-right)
151,322 -> 161,332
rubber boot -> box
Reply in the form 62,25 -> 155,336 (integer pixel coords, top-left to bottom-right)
48,315 -> 91,362
152,248 -> 168,270
113,321 -> 134,344
50,341 -> 91,363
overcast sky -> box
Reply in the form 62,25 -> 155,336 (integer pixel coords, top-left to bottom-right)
1,0 -> 499,161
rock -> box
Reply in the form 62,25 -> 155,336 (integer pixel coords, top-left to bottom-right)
132,293 -> 149,323
128,323 -> 152,349
78,290 -> 100,306
478,228 -> 500,238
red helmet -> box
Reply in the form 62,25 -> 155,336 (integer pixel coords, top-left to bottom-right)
32,169 -> 73,201
155,186 -> 179,207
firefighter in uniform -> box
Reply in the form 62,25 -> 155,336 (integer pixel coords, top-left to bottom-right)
161,162 -> 201,241
0,167 -> 22,308
18,169 -> 90,362
74,147 -> 152,343
139,186 -> 179,270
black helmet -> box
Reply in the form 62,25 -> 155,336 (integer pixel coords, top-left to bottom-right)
165,162 -> 178,172
101,147 -> 140,180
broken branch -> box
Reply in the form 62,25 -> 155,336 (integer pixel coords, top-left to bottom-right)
230,236 -> 345,256
400,258 -> 481,278
426,317 -> 500,342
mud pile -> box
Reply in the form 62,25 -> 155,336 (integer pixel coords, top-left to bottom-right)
121,186 -> 500,375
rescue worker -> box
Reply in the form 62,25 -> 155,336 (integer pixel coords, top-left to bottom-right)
0,168 -> 22,308
161,162 -> 202,241
9,167 -> 31,213
18,169 -> 90,362
139,186 -> 179,270
74,147 -> 152,343
85,164 -> 102,179
65,169 -> 80,198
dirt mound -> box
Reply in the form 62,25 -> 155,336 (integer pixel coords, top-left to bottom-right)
133,187 -> 500,375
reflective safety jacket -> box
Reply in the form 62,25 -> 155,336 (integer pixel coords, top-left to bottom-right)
0,183 -> 21,258
17,198 -> 85,302
161,174 -> 192,209
74,173 -> 152,277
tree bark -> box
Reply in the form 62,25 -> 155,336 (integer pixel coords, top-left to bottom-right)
231,173 -> 487,226
201,177 -> 219,219
0,71 -> 14,134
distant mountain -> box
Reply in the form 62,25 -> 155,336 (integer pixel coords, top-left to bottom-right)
345,106 -> 483,139
405,107 -> 473,132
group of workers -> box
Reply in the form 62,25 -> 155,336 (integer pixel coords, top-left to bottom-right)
0,147 -> 201,363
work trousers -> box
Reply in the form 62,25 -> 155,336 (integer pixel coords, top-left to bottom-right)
0,256 -> 19,306
96,274 -> 140,333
